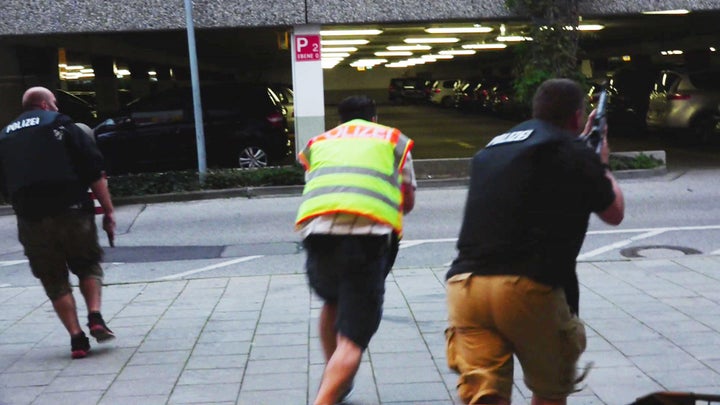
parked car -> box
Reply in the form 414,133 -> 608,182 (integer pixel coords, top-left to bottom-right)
588,79 -> 648,137
269,83 -> 295,133
429,79 -> 461,107
55,89 -> 99,126
93,83 -> 291,174
453,79 -> 477,112
646,68 -> 720,143
388,77 -> 431,104
486,80 -> 529,120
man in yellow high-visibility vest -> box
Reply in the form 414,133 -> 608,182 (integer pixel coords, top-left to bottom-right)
296,95 -> 416,405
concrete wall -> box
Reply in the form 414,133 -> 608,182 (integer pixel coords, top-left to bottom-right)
0,0 -> 718,35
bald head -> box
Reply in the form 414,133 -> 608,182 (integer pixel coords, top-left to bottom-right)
22,87 -> 58,112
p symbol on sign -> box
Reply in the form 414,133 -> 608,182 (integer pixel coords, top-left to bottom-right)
296,37 -> 309,51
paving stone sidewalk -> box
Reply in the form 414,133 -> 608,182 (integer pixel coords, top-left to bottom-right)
1,255 -> 720,405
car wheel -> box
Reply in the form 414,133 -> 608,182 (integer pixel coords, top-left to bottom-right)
441,96 -> 453,108
690,113 -> 716,144
237,146 -> 269,168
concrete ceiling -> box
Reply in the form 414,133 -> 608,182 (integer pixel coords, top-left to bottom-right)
2,10 -> 718,75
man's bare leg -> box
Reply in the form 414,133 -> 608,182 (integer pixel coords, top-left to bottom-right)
79,277 -> 102,313
51,293 -> 83,336
314,334 -> 362,405
319,303 -> 338,362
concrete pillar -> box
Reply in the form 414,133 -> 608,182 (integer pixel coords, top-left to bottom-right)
129,61 -> 152,100
0,46 -> 24,125
291,24 -> 325,156
91,55 -> 119,119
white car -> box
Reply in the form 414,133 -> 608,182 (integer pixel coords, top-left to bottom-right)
429,79 -> 461,107
646,68 -> 720,143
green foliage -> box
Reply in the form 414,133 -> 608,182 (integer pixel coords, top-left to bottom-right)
107,165 -> 305,197
609,153 -> 665,171
505,0 -> 582,105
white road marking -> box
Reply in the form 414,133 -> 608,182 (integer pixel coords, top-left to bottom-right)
577,229 -> 667,260
399,225 -> 720,260
587,225 -> 720,234
156,256 -> 264,281
0,259 -> 28,267
400,238 -> 455,249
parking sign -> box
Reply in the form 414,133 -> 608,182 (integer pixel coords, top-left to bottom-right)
295,34 -> 321,62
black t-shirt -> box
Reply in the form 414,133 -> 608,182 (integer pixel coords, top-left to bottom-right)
0,110 -> 105,219
447,119 -> 616,313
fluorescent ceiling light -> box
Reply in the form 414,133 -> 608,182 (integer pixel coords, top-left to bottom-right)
387,45 -> 432,51
323,52 -> 351,57
711,47 -> 717,52
321,47 -> 357,53
496,35 -> 533,42
577,24 -> 604,31
320,29 -> 382,36
385,63 -> 410,68
322,39 -> 369,45
462,43 -> 507,50
404,37 -> 459,44
375,51 -> 413,56
642,9 -> 689,15
424,54 -> 454,59
439,49 -> 477,56
425,27 -> 493,34
350,58 -> 388,67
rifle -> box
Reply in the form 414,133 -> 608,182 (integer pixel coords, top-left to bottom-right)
581,86 -> 608,155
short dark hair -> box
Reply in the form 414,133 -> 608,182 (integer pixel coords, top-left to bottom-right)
532,78 -> 586,128
338,95 -> 377,123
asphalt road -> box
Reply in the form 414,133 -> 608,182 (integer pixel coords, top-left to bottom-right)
2,165 -> 720,287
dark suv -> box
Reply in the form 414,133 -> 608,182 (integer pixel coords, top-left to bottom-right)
388,78 -> 431,104
93,84 -> 291,174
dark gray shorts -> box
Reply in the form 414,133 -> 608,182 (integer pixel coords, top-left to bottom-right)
18,210 -> 103,300
303,234 -> 394,349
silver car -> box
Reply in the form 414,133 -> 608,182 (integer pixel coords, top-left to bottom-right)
646,68 -> 720,142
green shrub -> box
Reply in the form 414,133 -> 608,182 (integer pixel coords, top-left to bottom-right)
608,153 -> 664,171
108,165 -> 305,197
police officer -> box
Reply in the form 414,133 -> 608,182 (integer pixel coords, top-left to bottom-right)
0,86 -> 117,359
296,95 -> 416,405
445,78 -> 624,405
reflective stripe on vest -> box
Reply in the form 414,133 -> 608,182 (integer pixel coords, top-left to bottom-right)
295,120 -> 412,233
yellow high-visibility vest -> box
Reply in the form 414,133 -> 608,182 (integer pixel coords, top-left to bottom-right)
295,119 -> 413,234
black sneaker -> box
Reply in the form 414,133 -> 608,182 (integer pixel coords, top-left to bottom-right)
88,312 -> 115,343
71,333 -> 90,359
